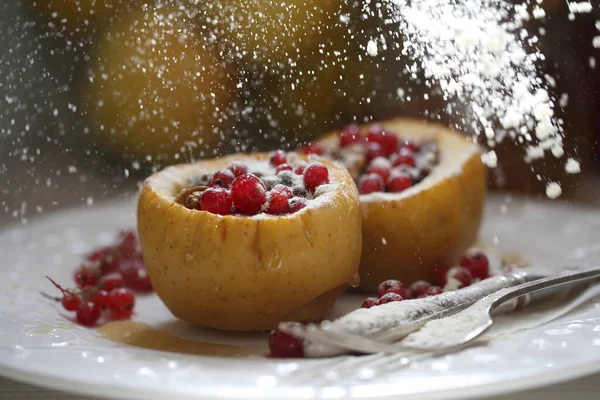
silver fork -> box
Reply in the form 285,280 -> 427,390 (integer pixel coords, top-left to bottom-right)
287,267 -> 600,356
285,267 -> 600,386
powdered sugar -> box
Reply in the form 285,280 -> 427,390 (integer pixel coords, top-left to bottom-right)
303,275 -> 519,357
379,0 -> 585,198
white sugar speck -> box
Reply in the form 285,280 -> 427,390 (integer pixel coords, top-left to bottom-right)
366,40 -> 378,57
565,158 -> 581,174
546,182 -> 562,199
568,2 -> 593,14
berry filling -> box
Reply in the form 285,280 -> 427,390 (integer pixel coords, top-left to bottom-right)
176,151 -> 331,216
308,124 -> 439,195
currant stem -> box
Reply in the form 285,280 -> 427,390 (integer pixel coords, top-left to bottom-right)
40,291 -> 60,302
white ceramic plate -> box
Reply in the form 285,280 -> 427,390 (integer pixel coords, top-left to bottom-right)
1,195 -> 600,400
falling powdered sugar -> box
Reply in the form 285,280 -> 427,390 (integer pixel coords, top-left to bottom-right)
376,0 -> 578,198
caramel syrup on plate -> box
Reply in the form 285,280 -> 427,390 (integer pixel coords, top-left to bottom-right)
98,321 -> 267,357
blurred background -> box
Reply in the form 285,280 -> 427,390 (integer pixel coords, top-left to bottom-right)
0,0 -> 599,226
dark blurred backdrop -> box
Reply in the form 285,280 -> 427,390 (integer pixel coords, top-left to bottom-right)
0,0 -> 598,226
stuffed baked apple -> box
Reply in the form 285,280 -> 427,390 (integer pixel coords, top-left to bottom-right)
137,152 -> 362,331
311,118 -> 487,290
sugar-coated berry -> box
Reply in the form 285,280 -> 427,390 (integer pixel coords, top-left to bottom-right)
339,124 -> 362,148
201,187 -> 233,215
272,184 -> 294,199
367,157 -> 392,182
376,292 -> 404,305
303,162 -> 329,191
460,249 -> 490,281
417,286 -> 444,298
230,174 -> 267,215
364,141 -> 385,162
268,329 -> 304,358
276,164 -> 293,174
443,266 -> 473,290
228,161 -> 248,177
358,173 -> 385,194
294,162 -> 307,175
303,142 -> 324,155
269,150 -> 287,166
407,280 -> 431,299
266,191 -> 290,215
377,279 -> 408,298
387,174 -> 413,192
210,170 -> 236,188
366,127 -> 399,156
288,197 -> 307,212
390,148 -> 416,168
361,297 -> 378,309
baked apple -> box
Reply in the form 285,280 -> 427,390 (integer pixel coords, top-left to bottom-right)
83,7 -> 234,162
311,118 -> 487,290
137,152 -> 362,331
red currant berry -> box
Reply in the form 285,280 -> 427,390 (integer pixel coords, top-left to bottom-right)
87,246 -> 112,263
101,273 -> 124,291
303,162 -> 329,191
269,150 -> 287,166
407,280 -> 431,299
61,293 -> 82,312
108,288 -> 135,313
117,230 -> 139,258
417,286 -> 444,298
390,148 -> 416,168
210,170 -> 236,188
228,161 -> 248,177
76,302 -> 101,326
361,297 -> 378,309
288,197 -> 307,213
231,174 -> 267,215
367,157 -> 392,182
266,191 -> 290,215
377,279 -> 408,298
294,162 -> 307,175
110,308 -> 133,320
339,124 -> 361,148
303,142 -> 324,155
443,266 -> 473,290
364,141 -> 385,162
74,266 -> 99,288
120,259 -> 153,292
200,187 -> 233,215
272,184 -> 293,199
399,139 -> 418,153
90,289 -> 111,309
268,329 -> 304,358
276,163 -> 293,174
98,252 -> 120,275
366,127 -> 399,156
358,173 -> 385,194
460,249 -> 490,281
376,292 -> 404,305
387,173 -> 413,193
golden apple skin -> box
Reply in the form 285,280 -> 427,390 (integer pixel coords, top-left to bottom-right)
84,7 -> 234,162
137,154 -> 362,331
317,118 -> 487,290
